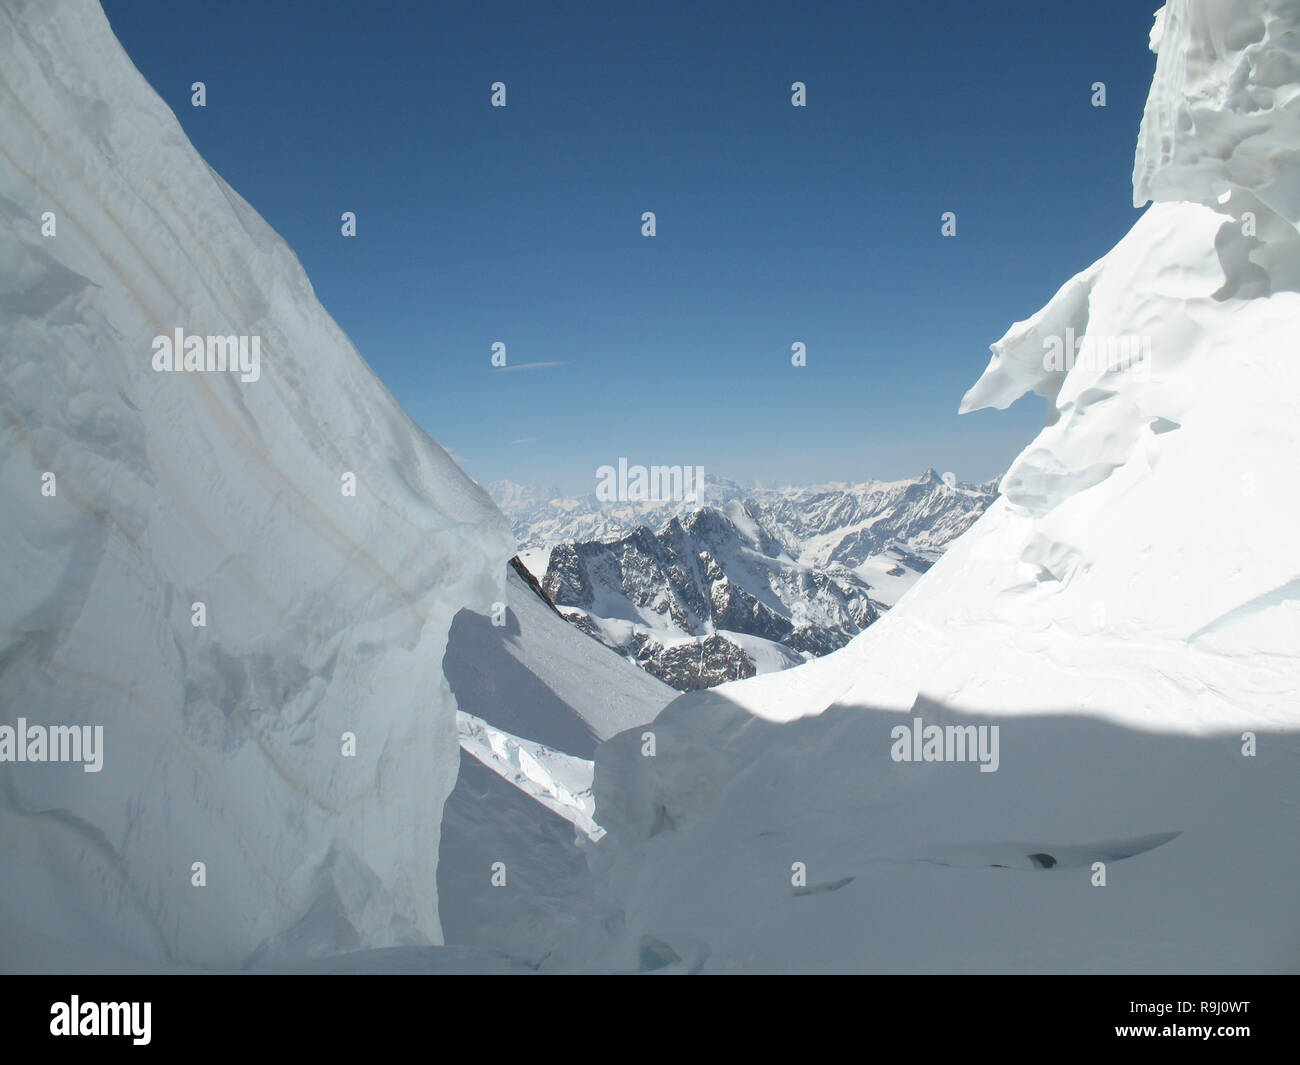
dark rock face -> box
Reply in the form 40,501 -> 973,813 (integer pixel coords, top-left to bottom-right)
519,472 -> 998,691
508,555 -> 561,615
543,507 -> 879,691
634,633 -> 756,691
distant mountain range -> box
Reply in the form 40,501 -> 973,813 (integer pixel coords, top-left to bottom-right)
489,471 -> 998,689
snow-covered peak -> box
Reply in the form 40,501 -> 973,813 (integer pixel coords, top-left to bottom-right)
493,471 -> 996,559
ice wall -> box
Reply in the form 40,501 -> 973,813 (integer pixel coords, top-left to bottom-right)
0,0 -> 514,968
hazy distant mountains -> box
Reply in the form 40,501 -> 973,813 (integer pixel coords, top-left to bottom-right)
490,471 -> 997,689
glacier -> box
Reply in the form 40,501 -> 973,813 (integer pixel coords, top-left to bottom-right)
0,0 -> 515,969
2,0 -> 1298,976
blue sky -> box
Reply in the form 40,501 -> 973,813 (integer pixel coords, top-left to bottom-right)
102,0 -> 1158,494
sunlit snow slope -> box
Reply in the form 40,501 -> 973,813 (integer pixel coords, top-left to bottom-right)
574,0 -> 1300,974
0,0 -> 514,969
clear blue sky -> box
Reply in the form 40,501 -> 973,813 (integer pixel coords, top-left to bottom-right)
102,0 -> 1157,494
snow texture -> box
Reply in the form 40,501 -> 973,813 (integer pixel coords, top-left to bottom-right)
0,0 -> 514,969
436,568 -> 671,963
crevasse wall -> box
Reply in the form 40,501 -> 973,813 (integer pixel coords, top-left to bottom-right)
0,0 -> 514,967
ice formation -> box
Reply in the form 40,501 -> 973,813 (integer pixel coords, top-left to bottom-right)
0,0 -> 514,968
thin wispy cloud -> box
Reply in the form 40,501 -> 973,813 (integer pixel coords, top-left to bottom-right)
491,361 -> 569,373
510,437 -> 540,445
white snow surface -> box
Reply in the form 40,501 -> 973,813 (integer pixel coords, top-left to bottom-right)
570,0 -> 1300,973
0,0 -> 515,969
851,546 -> 934,609
443,568 -> 672,752
457,710 -> 603,841
436,568 -> 671,963
1133,0 -> 1300,223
